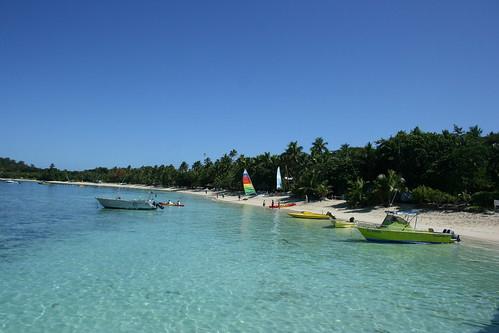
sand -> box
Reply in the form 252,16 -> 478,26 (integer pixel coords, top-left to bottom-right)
6,179 -> 499,244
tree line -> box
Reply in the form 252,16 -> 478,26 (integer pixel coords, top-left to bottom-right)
1,125 -> 498,209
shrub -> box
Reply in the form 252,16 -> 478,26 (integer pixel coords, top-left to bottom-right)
471,191 -> 499,208
346,178 -> 369,207
411,186 -> 457,204
464,205 -> 487,213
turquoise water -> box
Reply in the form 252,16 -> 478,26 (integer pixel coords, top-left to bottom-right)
0,182 -> 498,332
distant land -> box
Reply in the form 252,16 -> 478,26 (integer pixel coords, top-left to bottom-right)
1,125 -> 498,210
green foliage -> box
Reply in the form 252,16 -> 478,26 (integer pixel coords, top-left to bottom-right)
2,126 -> 498,212
346,178 -> 369,207
464,205 -> 488,213
471,191 -> 499,208
372,170 -> 406,206
412,186 -> 457,205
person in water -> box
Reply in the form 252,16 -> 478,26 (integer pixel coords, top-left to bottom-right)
176,200 -> 181,206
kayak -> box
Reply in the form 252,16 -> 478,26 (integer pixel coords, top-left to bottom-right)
269,203 -> 297,209
287,211 -> 331,220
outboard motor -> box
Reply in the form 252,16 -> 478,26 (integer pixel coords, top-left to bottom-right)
450,231 -> 461,242
444,228 -> 461,242
153,201 -> 164,209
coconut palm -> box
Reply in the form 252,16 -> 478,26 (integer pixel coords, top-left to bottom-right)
281,141 -> 304,188
373,169 -> 406,206
346,177 -> 367,207
310,137 -> 329,159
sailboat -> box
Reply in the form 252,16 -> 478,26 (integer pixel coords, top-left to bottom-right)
276,167 -> 282,191
242,169 -> 257,196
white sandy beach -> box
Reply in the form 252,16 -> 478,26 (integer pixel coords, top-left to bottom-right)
8,179 -> 499,244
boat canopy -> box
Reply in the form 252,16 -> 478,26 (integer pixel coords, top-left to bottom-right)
381,213 -> 411,230
382,210 -> 421,229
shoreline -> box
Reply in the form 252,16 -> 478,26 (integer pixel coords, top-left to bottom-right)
4,178 -> 499,244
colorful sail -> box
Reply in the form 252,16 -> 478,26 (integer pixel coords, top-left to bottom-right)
276,166 -> 282,190
242,169 -> 256,196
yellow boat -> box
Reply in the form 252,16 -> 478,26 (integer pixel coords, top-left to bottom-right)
287,211 -> 331,220
330,218 -> 356,228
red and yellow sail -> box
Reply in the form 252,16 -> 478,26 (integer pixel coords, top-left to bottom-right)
242,169 -> 256,196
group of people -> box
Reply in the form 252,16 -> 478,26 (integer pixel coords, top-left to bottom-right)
262,200 -> 280,208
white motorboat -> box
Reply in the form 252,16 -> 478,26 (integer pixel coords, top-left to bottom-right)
96,197 -> 159,210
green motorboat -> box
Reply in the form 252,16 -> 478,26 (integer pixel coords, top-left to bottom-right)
356,211 -> 461,244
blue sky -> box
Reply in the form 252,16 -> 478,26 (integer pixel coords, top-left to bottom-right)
1,0 -> 498,170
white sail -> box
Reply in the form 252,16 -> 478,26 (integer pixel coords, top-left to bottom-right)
276,166 -> 282,190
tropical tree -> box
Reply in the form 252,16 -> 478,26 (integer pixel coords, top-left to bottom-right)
346,178 -> 368,207
281,141 -> 304,190
310,137 -> 329,159
373,170 -> 406,206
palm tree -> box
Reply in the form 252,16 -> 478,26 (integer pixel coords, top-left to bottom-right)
281,141 -> 304,185
310,137 -> 329,158
229,149 -> 238,160
296,169 -> 329,199
374,169 -> 406,206
346,177 -> 367,207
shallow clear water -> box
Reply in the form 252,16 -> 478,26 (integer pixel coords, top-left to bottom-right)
0,182 -> 498,332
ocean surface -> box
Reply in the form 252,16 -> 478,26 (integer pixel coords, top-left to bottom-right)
0,182 -> 498,333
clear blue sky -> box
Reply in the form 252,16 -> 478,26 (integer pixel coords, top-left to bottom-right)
1,0 -> 498,170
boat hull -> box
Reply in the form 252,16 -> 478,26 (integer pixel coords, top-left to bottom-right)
96,198 -> 157,210
357,227 -> 455,244
269,203 -> 296,209
159,202 -> 184,207
331,220 -> 356,228
288,212 -> 330,220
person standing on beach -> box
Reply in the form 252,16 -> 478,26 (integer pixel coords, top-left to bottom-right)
263,200 -> 266,207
